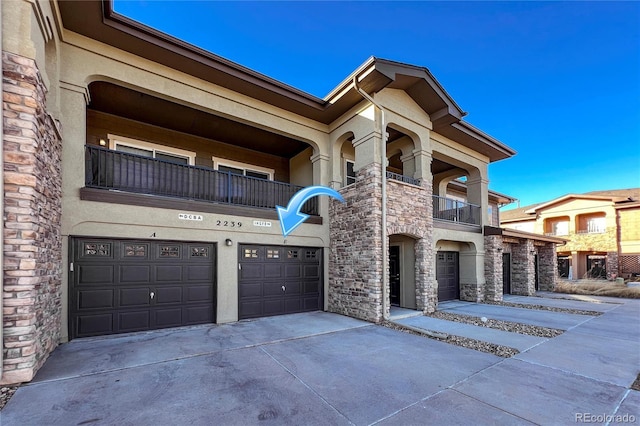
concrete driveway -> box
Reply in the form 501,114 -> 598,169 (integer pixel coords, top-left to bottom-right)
2,296 -> 639,425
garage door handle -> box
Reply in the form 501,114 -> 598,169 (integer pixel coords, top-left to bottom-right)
150,291 -> 155,300
281,286 -> 286,292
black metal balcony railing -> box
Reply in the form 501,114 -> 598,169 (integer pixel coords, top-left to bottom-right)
386,171 -> 421,186
432,195 -> 481,226
85,145 -> 318,215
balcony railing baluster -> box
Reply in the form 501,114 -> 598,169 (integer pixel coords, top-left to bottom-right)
85,145 -> 317,215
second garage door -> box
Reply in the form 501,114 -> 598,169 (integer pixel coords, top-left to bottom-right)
238,245 -> 322,319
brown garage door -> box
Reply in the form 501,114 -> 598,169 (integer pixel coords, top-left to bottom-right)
238,245 -> 322,320
437,251 -> 459,301
69,237 -> 215,339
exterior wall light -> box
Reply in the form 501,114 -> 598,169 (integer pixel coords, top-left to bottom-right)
99,138 -> 107,146
225,238 -> 233,246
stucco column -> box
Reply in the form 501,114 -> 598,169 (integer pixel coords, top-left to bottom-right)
467,173 -> 490,226
352,129 -> 383,172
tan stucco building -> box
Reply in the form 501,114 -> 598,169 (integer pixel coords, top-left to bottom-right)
501,189 -> 640,280
1,0 -> 565,384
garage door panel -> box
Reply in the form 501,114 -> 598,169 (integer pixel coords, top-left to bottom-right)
119,288 -> 151,307
78,265 -> 114,285
119,311 -> 150,331
155,286 -> 182,304
239,282 -> 262,298
284,281 -> 301,295
70,238 -> 216,339
263,298 -> 284,316
239,300 -> 262,318
187,265 -> 212,281
186,285 -> 213,302
303,265 -> 320,279
185,305 -> 213,323
285,264 -> 301,278
154,308 -> 182,327
303,296 -> 320,310
156,265 -> 182,282
263,281 -> 285,297
76,314 -> 113,337
284,298 -> 301,313
120,265 -> 151,283
264,264 -> 283,278
302,281 -> 320,295
78,289 -> 114,310
240,264 -> 262,280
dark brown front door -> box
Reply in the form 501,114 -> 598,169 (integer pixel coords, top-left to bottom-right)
558,256 -> 570,278
502,253 -> 511,295
238,245 -> 322,320
69,237 -> 216,339
389,246 -> 401,306
437,251 -> 459,301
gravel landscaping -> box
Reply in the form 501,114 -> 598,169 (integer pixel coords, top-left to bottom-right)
0,386 -> 18,411
428,311 -> 564,339
487,300 -> 603,317
383,321 -> 520,358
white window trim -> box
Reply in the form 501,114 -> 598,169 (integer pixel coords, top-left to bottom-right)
212,157 -> 274,180
344,158 -> 356,186
108,134 -> 196,165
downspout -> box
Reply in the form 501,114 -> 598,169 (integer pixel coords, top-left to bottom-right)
353,75 -> 388,321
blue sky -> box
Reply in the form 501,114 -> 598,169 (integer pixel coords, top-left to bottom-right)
113,1 -> 640,209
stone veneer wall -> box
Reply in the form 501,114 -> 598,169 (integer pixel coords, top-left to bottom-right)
386,179 -> 435,313
511,239 -> 535,295
606,252 -> 618,278
329,163 -> 383,322
2,52 -> 63,384
537,243 -> 557,291
483,235 -> 503,301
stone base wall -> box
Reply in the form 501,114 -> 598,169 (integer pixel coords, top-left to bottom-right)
537,243 -> 557,291
484,235 -> 503,301
329,163 -> 383,322
387,179 -> 435,313
2,51 -> 63,384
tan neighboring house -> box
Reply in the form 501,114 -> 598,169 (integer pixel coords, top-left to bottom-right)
1,0 -> 565,384
501,189 -> 640,280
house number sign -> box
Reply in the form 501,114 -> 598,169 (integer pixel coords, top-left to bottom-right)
178,213 -> 203,221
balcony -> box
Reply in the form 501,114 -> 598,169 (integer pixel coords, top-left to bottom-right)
432,195 -> 481,226
84,145 -> 318,215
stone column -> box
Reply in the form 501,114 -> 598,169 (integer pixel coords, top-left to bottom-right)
484,235 -> 503,301
511,239 -> 536,295
537,243 -> 557,291
606,251 -> 619,278
2,51 -> 62,384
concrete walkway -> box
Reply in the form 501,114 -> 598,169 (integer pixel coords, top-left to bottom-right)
2,296 -> 639,425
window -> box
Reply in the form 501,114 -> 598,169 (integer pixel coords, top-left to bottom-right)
108,134 -> 195,165
213,157 -> 273,180
345,160 -> 356,186
552,221 -> 569,236
585,217 -> 606,234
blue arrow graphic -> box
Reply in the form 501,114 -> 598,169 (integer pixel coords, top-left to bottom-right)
276,186 -> 345,237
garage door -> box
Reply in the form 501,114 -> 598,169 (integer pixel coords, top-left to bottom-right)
238,245 -> 322,320
437,251 -> 460,301
69,237 -> 215,339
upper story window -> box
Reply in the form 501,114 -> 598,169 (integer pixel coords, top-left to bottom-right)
108,134 -> 195,165
545,217 -> 570,236
213,157 -> 273,180
578,213 -> 607,234
345,160 -> 356,186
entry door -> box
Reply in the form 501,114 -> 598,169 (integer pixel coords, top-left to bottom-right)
557,256 -> 570,278
389,246 -> 401,306
502,253 -> 511,295
437,251 -> 459,301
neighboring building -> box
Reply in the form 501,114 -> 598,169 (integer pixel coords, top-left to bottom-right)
1,0 -> 563,384
501,189 -> 640,280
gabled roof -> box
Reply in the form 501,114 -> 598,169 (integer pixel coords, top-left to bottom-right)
500,187 -> 640,222
56,0 -> 515,162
